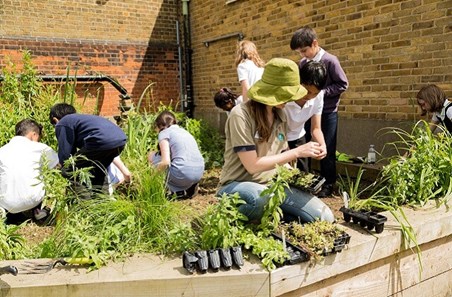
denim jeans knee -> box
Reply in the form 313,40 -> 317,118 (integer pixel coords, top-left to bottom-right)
281,186 -> 334,223
217,181 -> 270,221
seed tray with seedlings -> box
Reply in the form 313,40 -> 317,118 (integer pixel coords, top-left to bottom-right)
275,220 -> 351,262
287,171 -> 326,194
339,206 -> 387,234
271,233 -> 310,265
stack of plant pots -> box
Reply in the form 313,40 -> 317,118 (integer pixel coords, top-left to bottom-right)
182,246 -> 244,274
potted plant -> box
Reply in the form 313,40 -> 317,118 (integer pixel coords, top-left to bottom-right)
199,193 -> 247,270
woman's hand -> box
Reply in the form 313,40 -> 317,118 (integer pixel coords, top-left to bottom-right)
294,141 -> 324,159
314,144 -> 327,160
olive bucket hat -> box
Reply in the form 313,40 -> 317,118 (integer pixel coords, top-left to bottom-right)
247,58 -> 308,106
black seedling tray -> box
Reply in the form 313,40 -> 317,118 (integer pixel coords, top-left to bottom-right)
322,232 -> 351,256
289,174 -> 326,194
307,175 -> 326,193
340,206 -> 387,234
272,233 -> 310,265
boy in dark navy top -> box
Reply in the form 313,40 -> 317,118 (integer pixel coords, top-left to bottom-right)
49,103 -> 127,192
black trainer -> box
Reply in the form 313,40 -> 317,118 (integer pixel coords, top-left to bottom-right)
317,184 -> 333,198
168,183 -> 199,200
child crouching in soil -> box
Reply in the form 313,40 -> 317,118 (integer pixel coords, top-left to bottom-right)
148,111 -> 205,199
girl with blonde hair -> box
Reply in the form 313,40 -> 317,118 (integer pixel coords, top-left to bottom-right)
235,40 -> 265,101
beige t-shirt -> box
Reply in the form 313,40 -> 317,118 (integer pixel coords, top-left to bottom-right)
220,102 -> 289,185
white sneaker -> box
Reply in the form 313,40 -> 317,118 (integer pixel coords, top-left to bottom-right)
34,207 -> 50,220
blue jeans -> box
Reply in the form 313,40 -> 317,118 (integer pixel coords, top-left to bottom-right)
305,112 -> 338,185
217,181 -> 334,223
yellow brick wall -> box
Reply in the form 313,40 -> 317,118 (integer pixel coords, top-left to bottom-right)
188,0 -> 452,124
0,0 -> 175,42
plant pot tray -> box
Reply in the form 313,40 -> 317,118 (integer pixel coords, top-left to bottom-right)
272,233 -> 310,265
322,232 -> 351,256
289,174 -> 326,194
340,206 -> 387,234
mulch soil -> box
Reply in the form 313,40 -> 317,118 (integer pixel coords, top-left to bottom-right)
20,168 -> 346,247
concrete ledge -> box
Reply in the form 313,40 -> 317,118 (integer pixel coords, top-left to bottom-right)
0,203 -> 451,297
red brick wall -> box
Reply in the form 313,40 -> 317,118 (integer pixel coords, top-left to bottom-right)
0,0 -> 180,116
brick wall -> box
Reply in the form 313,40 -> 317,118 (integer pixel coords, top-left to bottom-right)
0,0 -> 180,116
188,0 -> 451,126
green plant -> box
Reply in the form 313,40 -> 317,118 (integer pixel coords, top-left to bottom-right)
238,228 -> 289,271
258,165 -> 296,233
379,121 -> 452,207
278,220 -> 344,261
0,219 -> 26,260
199,193 -> 247,250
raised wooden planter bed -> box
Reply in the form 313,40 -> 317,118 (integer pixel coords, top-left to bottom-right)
0,202 -> 450,297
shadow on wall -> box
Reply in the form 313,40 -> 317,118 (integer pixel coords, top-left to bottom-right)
130,0 -> 180,113
337,118 -> 415,159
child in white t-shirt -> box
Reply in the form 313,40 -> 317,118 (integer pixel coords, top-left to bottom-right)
235,40 -> 265,101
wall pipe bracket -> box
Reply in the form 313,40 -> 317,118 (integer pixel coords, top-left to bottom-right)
203,32 -> 244,47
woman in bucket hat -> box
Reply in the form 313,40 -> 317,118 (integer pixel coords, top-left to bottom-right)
217,58 -> 334,223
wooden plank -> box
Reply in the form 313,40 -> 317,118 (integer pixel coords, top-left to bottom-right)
1,254 -> 270,297
278,235 -> 452,297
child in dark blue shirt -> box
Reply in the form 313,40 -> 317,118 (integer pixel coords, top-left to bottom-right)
49,103 -> 127,193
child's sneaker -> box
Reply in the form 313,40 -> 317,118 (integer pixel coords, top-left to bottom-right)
34,207 -> 50,220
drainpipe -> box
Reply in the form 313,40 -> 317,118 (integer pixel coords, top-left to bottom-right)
181,0 -> 194,118
176,20 -> 185,113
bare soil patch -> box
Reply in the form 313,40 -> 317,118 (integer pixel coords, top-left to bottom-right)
20,168 -> 346,247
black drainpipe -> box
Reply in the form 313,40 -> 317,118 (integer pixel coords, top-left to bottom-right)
181,0 -> 194,118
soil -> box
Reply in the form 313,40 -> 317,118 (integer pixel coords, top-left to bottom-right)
19,168 -> 346,247
184,167 -> 345,220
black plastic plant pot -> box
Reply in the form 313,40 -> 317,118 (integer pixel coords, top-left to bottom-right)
231,246 -> 244,267
322,232 -> 351,256
340,206 -> 387,234
272,233 -> 310,264
195,250 -> 209,273
368,212 -> 388,234
332,239 -> 346,253
219,248 -> 233,269
340,232 -> 351,244
208,249 -> 221,271
182,251 -> 199,274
